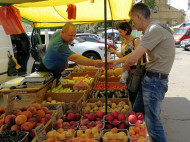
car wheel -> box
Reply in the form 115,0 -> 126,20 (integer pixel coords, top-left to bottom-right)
84,53 -> 100,60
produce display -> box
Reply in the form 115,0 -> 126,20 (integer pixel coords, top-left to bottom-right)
90,89 -> 128,99
102,128 -> 128,142
129,122 -> 147,141
1,66 -> 151,142
0,103 -> 53,140
47,84 -> 87,93
95,83 -> 126,90
83,100 -> 129,113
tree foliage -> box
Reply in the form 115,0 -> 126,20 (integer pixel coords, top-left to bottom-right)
144,0 -> 156,9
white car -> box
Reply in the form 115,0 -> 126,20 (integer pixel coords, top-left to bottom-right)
69,38 -> 111,63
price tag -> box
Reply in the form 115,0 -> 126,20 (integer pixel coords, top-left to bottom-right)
35,124 -> 47,142
5,93 -> 16,116
51,111 -> 56,127
56,104 -> 63,119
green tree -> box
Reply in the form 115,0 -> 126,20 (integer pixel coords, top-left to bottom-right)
144,0 -> 156,9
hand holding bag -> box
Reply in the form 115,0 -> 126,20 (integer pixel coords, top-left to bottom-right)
127,59 -> 145,92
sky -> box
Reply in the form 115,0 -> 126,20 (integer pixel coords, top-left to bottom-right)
169,0 -> 188,10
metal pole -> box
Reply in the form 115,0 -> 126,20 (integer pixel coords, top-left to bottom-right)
104,0 -> 108,115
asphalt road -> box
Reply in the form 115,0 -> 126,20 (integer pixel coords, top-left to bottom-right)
161,47 -> 190,142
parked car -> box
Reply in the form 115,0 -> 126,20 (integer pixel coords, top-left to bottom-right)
69,38 -> 110,60
76,33 -> 113,43
173,26 -> 190,47
180,38 -> 190,50
77,36 -> 118,50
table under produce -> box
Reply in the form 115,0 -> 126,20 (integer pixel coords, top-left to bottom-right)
0,66 -> 149,142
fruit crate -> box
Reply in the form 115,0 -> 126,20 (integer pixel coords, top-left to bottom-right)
82,98 -> 130,114
129,125 -> 148,141
74,129 -> 101,142
94,82 -> 126,90
101,129 -> 129,142
79,121 -> 104,131
67,72 -> 97,77
104,121 -> 129,130
0,131 -> 29,142
90,89 -> 128,99
97,77 -> 121,83
2,80 -> 52,108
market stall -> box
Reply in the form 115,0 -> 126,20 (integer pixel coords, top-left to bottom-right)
0,66 -> 149,142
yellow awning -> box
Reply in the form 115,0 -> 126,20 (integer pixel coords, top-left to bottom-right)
1,0 -> 133,28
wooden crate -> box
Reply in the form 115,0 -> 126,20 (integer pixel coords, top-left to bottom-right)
2,80 -> 52,108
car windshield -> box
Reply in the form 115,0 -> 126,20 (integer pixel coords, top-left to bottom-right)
175,29 -> 188,35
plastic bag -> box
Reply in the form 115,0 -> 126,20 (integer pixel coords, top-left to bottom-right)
73,79 -> 89,90
120,70 -> 128,84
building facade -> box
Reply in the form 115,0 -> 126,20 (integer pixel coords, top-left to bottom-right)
150,0 -> 185,26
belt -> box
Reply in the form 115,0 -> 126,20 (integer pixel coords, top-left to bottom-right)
145,71 -> 168,79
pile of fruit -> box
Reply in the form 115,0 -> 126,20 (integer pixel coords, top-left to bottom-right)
83,100 -> 129,113
101,68 -> 123,78
0,103 -> 53,139
0,107 -> 5,128
0,130 -> 28,142
102,128 -> 128,142
129,122 -> 147,141
95,83 -> 126,90
90,89 -> 128,99
47,85 -> 87,93
128,111 -> 144,125
60,77 -> 94,85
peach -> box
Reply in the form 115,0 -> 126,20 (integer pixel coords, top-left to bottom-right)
22,111 -> 32,119
53,119 -> 63,130
45,114 -> 51,120
134,127 -> 140,133
33,115 -> 42,122
66,131 -> 73,138
37,110 -> 45,118
27,107 -> 37,115
0,113 -> 5,119
139,130 -> 146,137
137,138 -> 146,142
11,125 -> 20,131
0,107 -> 5,113
140,124 -> 146,130
15,115 -> 27,125
32,103 -> 41,110
111,128 -> 118,133
42,107 -> 49,114
77,130 -> 83,137
0,120 -> 3,127
129,129 -> 135,136
29,129 -> 36,138
28,117 -> 37,127
13,109 -> 22,116
5,115 -> 16,125
135,122 -> 141,128
57,128 -> 64,134
20,106 -> 29,112
40,118 -> 47,125
21,122 -> 33,131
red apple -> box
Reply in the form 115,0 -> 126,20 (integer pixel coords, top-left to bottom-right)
96,111 -> 104,118
128,111 -> 136,116
106,123 -> 113,129
128,115 -> 137,124
118,123 -> 126,129
67,113 -> 75,121
112,119 -> 119,126
136,112 -> 144,121
88,113 -> 96,121
105,114 -> 114,121
118,113 -> 126,121
137,119 -> 143,124
83,112 -> 90,119
111,111 -> 118,119
75,113 -> 81,121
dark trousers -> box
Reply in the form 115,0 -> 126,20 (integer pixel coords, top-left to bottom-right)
39,62 -> 61,83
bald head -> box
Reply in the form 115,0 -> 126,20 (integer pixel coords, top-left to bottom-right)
61,23 -> 77,44
62,23 -> 76,32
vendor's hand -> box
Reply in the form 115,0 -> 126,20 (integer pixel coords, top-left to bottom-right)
107,60 -> 116,69
107,47 -> 113,52
93,60 -> 105,68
